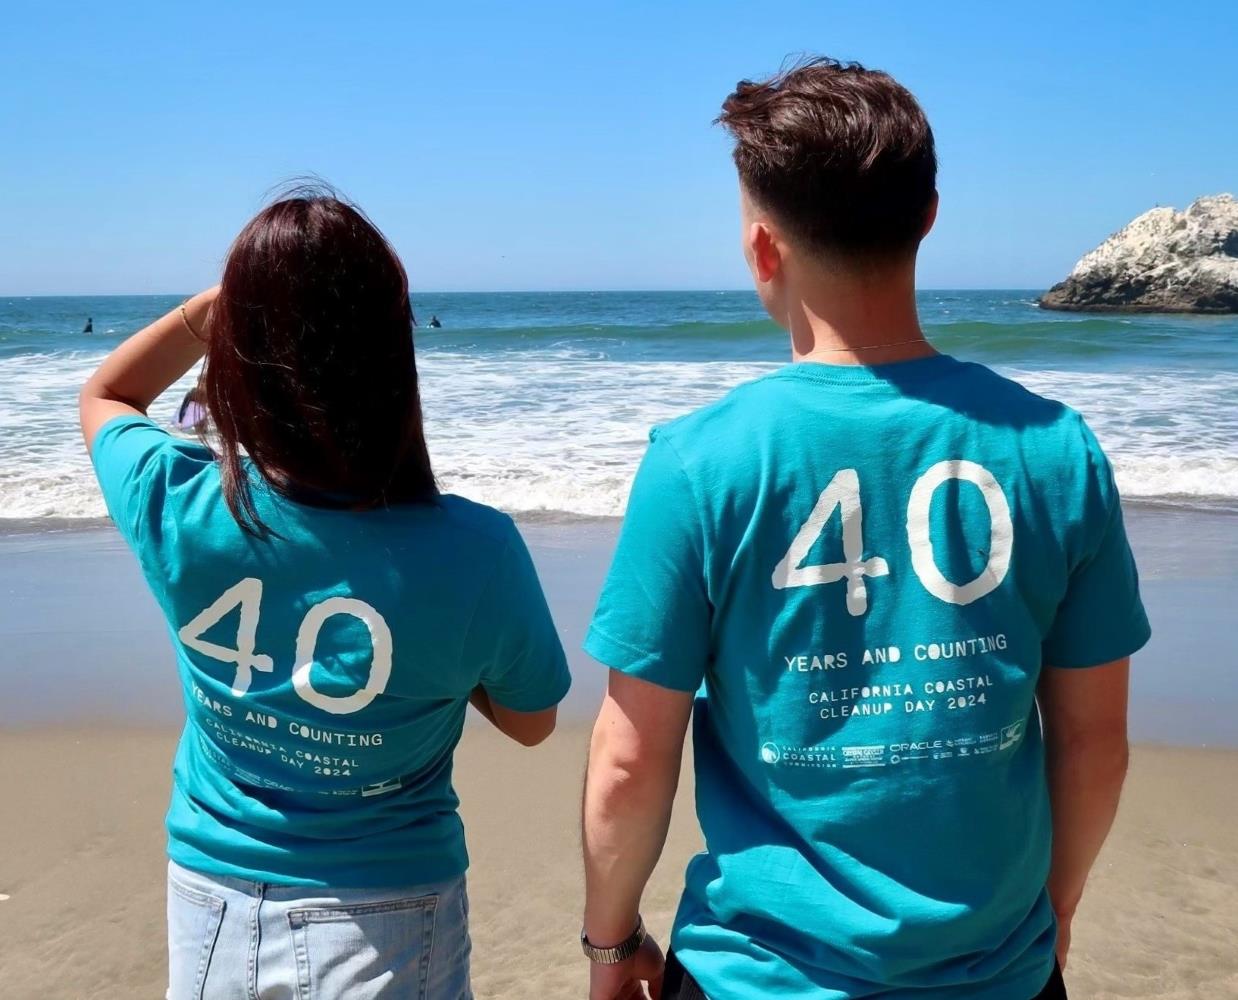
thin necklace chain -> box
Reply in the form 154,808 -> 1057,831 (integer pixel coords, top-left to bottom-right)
804,336 -> 929,355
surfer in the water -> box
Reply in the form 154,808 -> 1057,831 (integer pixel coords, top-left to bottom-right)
83,317 -> 93,334
429,314 -> 442,328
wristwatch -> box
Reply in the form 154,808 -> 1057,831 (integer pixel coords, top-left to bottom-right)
581,916 -> 647,964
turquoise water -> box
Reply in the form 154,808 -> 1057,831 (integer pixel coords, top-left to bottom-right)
1,291 -> 1235,521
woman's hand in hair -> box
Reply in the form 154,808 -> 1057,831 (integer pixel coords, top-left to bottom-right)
79,286 -> 218,451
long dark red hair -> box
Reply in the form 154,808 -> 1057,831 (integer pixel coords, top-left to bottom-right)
201,189 -> 436,535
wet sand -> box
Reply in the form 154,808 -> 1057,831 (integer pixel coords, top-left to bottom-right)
2,507 -> 1235,744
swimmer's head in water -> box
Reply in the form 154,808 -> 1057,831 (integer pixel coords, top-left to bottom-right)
201,185 -> 435,534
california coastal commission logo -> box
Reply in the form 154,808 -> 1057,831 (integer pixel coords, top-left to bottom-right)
760,742 -> 782,764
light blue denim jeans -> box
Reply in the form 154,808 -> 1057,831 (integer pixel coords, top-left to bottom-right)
167,860 -> 472,1000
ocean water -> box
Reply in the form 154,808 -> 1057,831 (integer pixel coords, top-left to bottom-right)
1,291 -> 1236,524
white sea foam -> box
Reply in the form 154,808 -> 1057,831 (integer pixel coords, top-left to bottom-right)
420,354 -> 776,517
1010,368 -> 1238,506
0,349 -> 1234,523
0,350 -> 200,520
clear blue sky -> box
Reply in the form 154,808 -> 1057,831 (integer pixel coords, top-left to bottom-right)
3,1 -> 1235,294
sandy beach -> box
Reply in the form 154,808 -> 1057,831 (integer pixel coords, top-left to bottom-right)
0,729 -> 1235,999
1,506 -> 1236,998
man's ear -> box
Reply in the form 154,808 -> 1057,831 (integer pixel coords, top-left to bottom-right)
749,221 -> 782,284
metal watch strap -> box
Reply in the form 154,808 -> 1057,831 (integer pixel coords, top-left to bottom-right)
581,916 -> 647,964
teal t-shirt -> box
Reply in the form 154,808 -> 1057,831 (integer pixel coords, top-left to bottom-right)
92,416 -> 570,887
585,356 -> 1150,1000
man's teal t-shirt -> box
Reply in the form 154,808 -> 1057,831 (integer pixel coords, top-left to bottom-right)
92,416 -> 571,887
585,356 -> 1150,1000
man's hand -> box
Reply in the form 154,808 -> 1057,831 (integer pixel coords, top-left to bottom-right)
589,935 -> 665,1000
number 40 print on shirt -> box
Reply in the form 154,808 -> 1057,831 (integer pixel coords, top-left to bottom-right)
773,460 -> 1013,614
177,578 -> 393,715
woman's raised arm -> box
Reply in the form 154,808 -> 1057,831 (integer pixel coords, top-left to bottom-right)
79,286 -> 217,450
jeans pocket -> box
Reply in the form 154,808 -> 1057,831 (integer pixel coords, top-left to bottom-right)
287,894 -> 438,1000
166,874 -> 226,1000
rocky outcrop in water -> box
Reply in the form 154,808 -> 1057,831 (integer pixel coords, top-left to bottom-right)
1039,193 -> 1238,313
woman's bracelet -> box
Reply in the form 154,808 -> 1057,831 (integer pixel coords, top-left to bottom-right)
179,302 -> 207,343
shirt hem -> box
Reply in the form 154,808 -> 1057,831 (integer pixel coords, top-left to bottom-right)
583,623 -> 701,693
167,839 -> 470,890
677,945 -> 1056,1000
89,413 -> 159,469
485,670 -> 573,713
1042,616 -> 1152,669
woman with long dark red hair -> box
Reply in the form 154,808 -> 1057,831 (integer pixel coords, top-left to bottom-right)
80,191 -> 570,1000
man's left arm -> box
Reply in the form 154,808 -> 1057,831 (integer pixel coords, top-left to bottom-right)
583,670 -> 694,1000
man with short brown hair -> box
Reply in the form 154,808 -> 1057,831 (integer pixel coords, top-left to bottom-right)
580,58 -> 1148,1000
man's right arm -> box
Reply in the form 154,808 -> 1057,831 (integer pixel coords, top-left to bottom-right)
1038,657 -> 1131,969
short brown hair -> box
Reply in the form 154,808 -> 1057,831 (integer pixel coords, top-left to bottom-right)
718,57 -> 937,262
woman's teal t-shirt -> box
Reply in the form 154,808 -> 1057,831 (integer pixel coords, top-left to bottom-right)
586,356 -> 1150,1000
92,416 -> 570,887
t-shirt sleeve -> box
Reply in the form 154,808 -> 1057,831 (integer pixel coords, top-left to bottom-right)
90,415 -> 177,548
583,430 -> 711,692
1041,419 -> 1151,668
468,524 -> 572,712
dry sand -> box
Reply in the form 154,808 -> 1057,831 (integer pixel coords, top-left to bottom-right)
0,727 -> 1235,999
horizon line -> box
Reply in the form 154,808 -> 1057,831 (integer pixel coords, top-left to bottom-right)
2,287 -> 1048,299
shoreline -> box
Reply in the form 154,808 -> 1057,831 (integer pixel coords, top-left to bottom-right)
0,494 -> 1233,538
